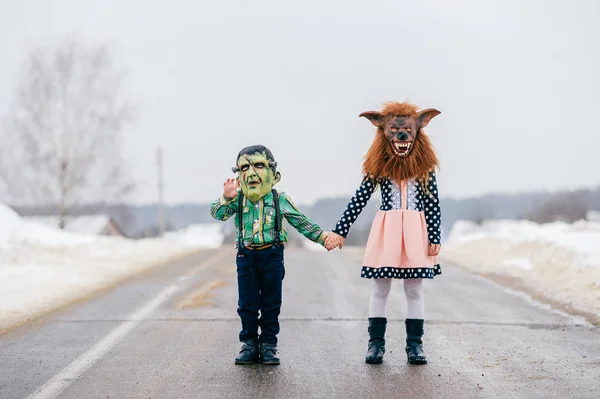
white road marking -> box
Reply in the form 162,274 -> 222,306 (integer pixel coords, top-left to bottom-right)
26,251 -> 230,399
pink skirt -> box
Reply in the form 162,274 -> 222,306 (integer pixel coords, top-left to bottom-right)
361,210 -> 441,279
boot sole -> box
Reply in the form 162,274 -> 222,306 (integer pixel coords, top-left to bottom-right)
365,357 -> 383,364
261,361 -> 280,365
235,359 -> 259,365
407,358 -> 427,365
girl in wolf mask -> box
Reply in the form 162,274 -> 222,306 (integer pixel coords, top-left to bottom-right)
325,102 -> 442,365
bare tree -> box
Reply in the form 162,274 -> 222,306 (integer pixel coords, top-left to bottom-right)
0,39 -> 135,229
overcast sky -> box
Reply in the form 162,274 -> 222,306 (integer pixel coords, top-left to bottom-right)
1,0 -> 598,205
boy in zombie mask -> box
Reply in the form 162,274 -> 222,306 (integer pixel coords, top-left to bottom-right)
210,145 -> 329,365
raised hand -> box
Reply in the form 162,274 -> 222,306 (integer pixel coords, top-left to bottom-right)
428,243 -> 441,256
223,178 -> 239,199
324,232 -> 344,251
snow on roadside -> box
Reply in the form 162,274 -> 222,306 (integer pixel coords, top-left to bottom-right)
164,223 -> 224,248
0,239 -> 202,333
0,204 -> 207,332
1,203 -> 95,247
441,219 -> 600,323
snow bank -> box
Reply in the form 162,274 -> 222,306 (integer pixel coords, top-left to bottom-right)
0,204 -> 205,332
1,204 -> 94,247
441,219 -> 600,323
303,239 -> 328,251
164,223 -> 224,248
0,203 -> 21,246
24,215 -> 114,236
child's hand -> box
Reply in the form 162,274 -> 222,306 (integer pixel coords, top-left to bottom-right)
223,178 -> 239,199
325,232 -> 344,251
428,244 -> 441,256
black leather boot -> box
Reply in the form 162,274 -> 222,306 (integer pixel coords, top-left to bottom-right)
234,341 -> 260,365
365,317 -> 387,364
260,344 -> 280,365
405,319 -> 427,365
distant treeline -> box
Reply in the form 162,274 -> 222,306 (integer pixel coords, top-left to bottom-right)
10,185 -> 600,241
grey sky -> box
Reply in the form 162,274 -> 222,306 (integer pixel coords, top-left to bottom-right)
1,0 -> 598,205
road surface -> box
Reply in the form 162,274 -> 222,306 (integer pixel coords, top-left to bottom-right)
1,246 -> 598,398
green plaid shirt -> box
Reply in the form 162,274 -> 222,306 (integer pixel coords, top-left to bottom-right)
210,190 -> 326,248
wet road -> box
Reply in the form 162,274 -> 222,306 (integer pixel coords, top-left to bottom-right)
1,246 -> 598,398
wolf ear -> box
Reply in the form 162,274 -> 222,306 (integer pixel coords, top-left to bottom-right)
415,108 -> 440,130
359,111 -> 385,127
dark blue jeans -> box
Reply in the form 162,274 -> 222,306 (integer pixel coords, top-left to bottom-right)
236,245 -> 285,345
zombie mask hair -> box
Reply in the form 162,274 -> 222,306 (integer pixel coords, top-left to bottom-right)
362,102 -> 440,184
232,145 -> 281,203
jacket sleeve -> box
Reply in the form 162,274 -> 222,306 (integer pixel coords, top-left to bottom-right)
332,177 -> 376,238
209,194 -> 239,221
423,171 -> 442,245
280,192 -> 326,245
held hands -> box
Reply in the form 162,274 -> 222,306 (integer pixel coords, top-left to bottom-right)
323,231 -> 439,255
428,243 -> 441,256
223,178 -> 239,199
324,232 -> 344,251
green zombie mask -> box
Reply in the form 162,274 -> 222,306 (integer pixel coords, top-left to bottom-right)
234,150 -> 281,203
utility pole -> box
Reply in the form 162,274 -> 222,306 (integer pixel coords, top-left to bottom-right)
157,145 -> 165,237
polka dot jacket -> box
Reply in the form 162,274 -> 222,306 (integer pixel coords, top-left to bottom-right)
332,171 -> 442,279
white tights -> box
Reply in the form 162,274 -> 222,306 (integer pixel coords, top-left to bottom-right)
368,278 -> 424,319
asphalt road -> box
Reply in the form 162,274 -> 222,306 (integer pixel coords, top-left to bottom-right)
1,246 -> 598,399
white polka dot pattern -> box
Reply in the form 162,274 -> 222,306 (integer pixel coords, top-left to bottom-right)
423,171 -> 442,245
361,264 -> 442,279
332,171 -> 442,245
332,178 -> 376,237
